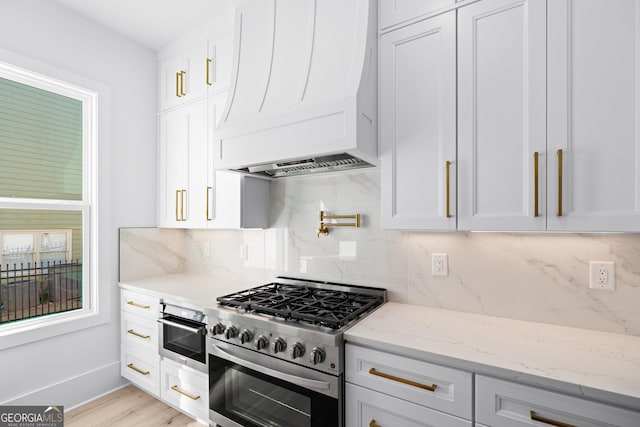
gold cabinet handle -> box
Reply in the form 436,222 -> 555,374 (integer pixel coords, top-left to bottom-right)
206,186 -> 213,221
180,70 -> 186,96
368,368 -> 437,392
181,189 -> 186,221
206,58 -> 213,86
533,152 -> 539,217
369,420 -> 382,427
127,300 -> 150,309
171,385 -> 200,401
175,72 -> 181,98
557,149 -> 563,216
530,411 -> 576,427
445,160 -> 451,218
127,363 -> 150,376
127,329 -> 150,339
175,190 -> 180,221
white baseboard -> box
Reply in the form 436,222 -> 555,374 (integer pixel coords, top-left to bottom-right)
2,361 -> 129,409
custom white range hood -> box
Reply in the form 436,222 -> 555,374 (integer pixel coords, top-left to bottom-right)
215,0 -> 377,178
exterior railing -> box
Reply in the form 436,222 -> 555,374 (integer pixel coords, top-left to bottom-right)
0,260 -> 82,324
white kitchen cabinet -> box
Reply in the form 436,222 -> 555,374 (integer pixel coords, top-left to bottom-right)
158,99 -> 209,228
121,289 -> 159,320
345,344 -> 472,420
120,289 -> 161,397
160,358 -> 208,423
346,383 -> 471,427
159,41 -> 207,111
380,11 -> 457,230
457,0 -> 547,231
159,32 -> 233,112
158,94 -> 269,229
379,0 -> 455,30
476,375 -> 640,427
547,0 -> 640,232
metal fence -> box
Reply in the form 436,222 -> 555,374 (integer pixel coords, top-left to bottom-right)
0,260 -> 82,324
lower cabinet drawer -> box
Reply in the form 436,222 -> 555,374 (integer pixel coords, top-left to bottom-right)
345,344 -> 472,419
121,311 -> 158,353
346,383 -> 471,427
121,345 -> 160,397
160,358 -> 208,423
476,375 -> 640,427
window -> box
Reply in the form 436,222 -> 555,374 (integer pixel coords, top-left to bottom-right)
0,60 -> 96,332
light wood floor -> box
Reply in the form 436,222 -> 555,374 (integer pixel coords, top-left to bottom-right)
65,385 -> 206,427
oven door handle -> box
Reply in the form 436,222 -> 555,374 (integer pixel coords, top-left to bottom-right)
210,344 -> 331,391
157,318 -> 207,335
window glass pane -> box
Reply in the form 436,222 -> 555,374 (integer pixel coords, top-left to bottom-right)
0,210 -> 82,262
0,77 -> 82,200
1,210 -> 82,324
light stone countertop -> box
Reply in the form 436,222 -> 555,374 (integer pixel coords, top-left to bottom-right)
118,273 -> 254,310
344,302 -> 640,411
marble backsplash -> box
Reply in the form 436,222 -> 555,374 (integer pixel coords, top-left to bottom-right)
120,169 -> 640,336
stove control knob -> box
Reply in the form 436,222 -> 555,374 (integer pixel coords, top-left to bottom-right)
239,329 -> 254,345
290,342 -> 305,360
224,326 -> 238,340
210,322 -> 226,336
309,347 -> 326,365
254,335 -> 269,351
272,338 -> 287,354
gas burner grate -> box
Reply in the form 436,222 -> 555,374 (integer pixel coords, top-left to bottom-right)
217,282 -> 384,329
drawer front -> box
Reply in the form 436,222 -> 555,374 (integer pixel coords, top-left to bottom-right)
346,383 -> 471,427
121,289 -> 159,319
121,311 -> 158,353
345,344 -> 472,419
476,375 -> 640,427
379,0 -> 455,30
160,358 -> 208,422
121,345 -> 160,397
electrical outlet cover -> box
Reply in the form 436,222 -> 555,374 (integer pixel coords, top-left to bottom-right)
589,261 -> 615,290
432,253 -> 448,276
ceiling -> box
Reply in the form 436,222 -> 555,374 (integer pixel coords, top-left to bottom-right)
51,0 -> 239,51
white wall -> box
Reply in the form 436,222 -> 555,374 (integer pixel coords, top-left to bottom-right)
0,1 -> 157,407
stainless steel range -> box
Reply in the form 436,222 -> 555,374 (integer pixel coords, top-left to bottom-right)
205,277 -> 386,427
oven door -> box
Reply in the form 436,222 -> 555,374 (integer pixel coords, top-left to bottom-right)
158,314 -> 207,369
208,340 -> 341,427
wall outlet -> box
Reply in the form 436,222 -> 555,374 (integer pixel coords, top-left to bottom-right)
432,253 -> 448,276
240,244 -> 248,260
589,261 -> 615,290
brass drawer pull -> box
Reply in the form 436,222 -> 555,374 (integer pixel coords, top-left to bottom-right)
127,329 -> 150,339
445,160 -> 451,218
206,186 -> 212,221
171,385 -> 200,401
533,151 -> 539,217
206,58 -> 213,86
530,410 -> 576,427
127,363 -> 150,376
369,420 -> 382,427
557,149 -> 563,216
368,368 -> 437,392
127,301 -> 150,309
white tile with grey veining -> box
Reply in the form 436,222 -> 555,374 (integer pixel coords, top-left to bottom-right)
267,169 -> 408,301
407,232 -> 640,335
119,228 -> 186,281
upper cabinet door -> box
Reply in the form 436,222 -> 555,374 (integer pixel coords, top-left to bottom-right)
457,0 -> 547,231
380,12 -> 457,230
547,0 -> 640,232
379,0 -> 455,30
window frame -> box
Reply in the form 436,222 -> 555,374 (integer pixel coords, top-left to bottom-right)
0,58 -> 99,345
